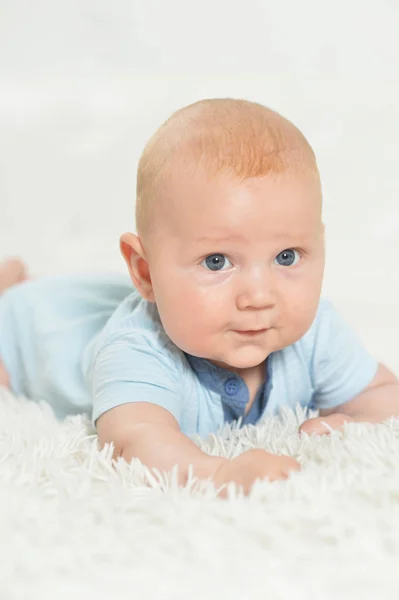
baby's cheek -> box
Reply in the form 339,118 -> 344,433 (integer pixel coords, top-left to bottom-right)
161,302 -> 208,350
280,306 -> 314,344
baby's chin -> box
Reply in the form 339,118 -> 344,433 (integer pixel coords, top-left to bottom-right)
209,348 -> 270,371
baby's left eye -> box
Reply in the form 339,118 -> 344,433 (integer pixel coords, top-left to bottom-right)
274,249 -> 300,267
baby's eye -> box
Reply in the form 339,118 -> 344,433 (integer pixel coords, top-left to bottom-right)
201,254 -> 233,271
274,249 -> 300,267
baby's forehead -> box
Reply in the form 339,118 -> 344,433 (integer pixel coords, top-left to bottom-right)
161,181 -> 322,242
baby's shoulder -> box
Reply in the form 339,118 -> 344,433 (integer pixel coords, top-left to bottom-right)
289,296 -> 356,373
98,291 -> 168,345
85,290 -> 188,372
288,297 -> 338,359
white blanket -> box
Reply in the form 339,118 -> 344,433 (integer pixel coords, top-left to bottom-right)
1,387 -> 399,600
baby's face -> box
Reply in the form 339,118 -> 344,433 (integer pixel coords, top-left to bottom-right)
145,166 -> 325,373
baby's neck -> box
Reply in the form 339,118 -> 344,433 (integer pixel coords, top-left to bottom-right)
243,364 -> 267,415
230,360 -> 267,393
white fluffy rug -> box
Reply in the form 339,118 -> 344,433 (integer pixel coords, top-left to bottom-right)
1,387 -> 399,600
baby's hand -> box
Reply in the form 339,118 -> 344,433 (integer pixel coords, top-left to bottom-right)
211,449 -> 300,497
299,413 -> 354,436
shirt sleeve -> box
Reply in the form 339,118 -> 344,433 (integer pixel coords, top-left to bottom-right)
90,331 -> 183,426
310,299 -> 379,410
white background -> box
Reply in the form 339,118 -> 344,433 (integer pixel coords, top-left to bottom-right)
0,0 -> 398,372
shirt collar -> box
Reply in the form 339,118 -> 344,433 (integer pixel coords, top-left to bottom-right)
184,352 -> 268,399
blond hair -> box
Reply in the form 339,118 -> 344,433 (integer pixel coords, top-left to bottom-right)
136,98 -> 319,237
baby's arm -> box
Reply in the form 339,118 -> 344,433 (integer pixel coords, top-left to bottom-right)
96,401 -> 225,483
96,402 -> 300,496
300,363 -> 399,434
299,300 -> 399,435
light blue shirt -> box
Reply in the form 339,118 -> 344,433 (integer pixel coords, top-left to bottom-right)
0,275 -> 379,438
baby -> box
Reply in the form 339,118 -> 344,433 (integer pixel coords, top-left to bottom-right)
1,98 -> 398,496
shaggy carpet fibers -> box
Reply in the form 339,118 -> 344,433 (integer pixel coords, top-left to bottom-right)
1,387 -> 399,600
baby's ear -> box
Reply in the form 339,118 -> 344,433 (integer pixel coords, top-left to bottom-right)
120,232 -> 155,302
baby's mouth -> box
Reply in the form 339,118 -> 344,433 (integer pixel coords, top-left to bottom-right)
233,329 -> 268,336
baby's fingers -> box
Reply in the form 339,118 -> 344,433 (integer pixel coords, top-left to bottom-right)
299,417 -> 332,435
299,414 -> 354,436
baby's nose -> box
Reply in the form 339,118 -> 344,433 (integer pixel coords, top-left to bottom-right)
236,269 -> 276,310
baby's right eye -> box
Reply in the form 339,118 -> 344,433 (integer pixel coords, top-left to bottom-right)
200,254 -> 232,271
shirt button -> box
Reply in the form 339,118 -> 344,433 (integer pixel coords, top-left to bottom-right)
224,377 -> 239,396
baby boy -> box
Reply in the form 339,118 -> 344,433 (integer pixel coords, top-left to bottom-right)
0,98 -> 398,496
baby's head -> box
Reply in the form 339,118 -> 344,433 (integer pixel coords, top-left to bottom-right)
121,98 -> 325,373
